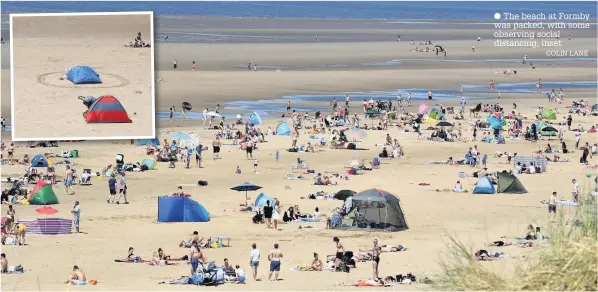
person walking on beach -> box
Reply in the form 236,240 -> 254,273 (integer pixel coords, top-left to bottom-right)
548,191 -> 557,222
212,137 -> 221,159
263,200 -> 273,229
286,100 -> 291,113
65,166 -> 75,195
407,92 -> 412,105
268,243 -> 283,281
195,144 -> 203,168
181,106 -> 188,120
572,179 -> 579,203
427,90 -> 433,100
489,80 -> 495,93
192,61 -> 196,71
202,108 -> 208,129
117,173 -> 129,204
173,58 -> 177,70
71,201 -> 81,233
107,174 -> 117,203
248,63 -> 252,71
345,94 -> 350,107
372,238 -> 381,279
169,106 -> 174,121
249,243 -> 260,282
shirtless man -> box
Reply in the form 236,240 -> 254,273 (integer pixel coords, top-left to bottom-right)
179,231 -> 203,248
66,265 -> 87,285
310,253 -> 323,271
372,239 -> 381,279
65,166 -> 75,195
333,237 -> 345,269
548,191 -> 557,222
212,137 -> 222,159
1,253 -> 7,273
189,243 -> 201,275
268,243 -> 283,281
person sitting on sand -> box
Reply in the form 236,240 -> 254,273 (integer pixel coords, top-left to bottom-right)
310,253 -> 323,271
454,181 -> 463,193
65,265 -> 87,285
234,265 -> 246,283
524,224 -> 536,240
179,231 -> 204,248
487,240 -> 513,247
126,247 -> 143,262
158,248 -> 171,260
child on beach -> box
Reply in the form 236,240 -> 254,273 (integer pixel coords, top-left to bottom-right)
275,151 -> 279,162
192,61 -> 196,71
253,159 -> 259,173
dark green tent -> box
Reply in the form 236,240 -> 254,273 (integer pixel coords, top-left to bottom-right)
497,171 -> 527,194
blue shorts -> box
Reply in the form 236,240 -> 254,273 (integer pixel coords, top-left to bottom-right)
191,258 -> 199,271
71,280 -> 86,285
65,178 -> 73,186
250,261 -> 259,267
238,275 -> 246,282
270,260 -> 280,272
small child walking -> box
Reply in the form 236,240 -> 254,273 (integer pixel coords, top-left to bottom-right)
253,159 -> 259,172
275,151 -> 280,162
482,154 -> 488,167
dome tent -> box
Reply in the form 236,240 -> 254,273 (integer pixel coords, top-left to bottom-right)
254,193 -> 274,208
497,171 -> 527,194
157,196 -> 210,223
27,180 -> 59,205
66,66 -> 102,84
248,112 -> 263,126
31,154 -> 49,167
276,122 -> 291,136
473,176 -> 495,194
541,108 -> 557,120
333,188 -> 408,232
84,95 -> 132,123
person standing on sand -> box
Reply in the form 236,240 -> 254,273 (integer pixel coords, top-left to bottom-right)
248,63 -> 252,71
273,199 -> 281,230
107,174 -> 117,203
427,90 -> 432,100
372,238 -> 381,279
202,108 -> 208,128
333,237 -> 345,268
212,137 -> 221,159
192,61 -> 196,71
548,192 -> 557,222
249,243 -> 260,282
572,179 -> 579,203
173,58 -> 177,70
164,34 -> 168,42
268,243 -> 283,281
169,106 -> 174,121
117,173 -> 129,204
286,100 -> 291,113
189,242 -> 202,275
264,200 -> 273,229
71,201 -> 81,233
65,166 -> 75,195
345,94 -> 350,107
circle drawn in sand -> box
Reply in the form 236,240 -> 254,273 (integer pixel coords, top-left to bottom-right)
37,72 -> 130,88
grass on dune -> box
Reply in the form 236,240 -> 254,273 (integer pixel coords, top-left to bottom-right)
432,193 -> 597,291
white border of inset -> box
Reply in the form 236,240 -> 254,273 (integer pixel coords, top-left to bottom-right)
10,11 -> 156,142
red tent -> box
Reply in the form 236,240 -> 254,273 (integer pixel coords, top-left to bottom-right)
84,95 -> 132,123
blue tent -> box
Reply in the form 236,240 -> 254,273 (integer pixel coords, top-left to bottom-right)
472,177 -> 495,194
254,193 -> 274,208
276,122 -> 291,136
157,196 -> 210,223
248,112 -> 263,126
486,117 -> 502,130
170,132 -> 191,140
66,66 -> 102,84
31,154 -> 49,167
137,138 -> 160,147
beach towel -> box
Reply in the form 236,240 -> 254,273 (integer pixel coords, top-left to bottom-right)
2,265 -> 24,274
115,256 -> 144,263
355,280 -> 386,287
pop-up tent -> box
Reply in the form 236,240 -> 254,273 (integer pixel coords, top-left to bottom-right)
541,108 -> 557,120
66,66 -> 102,84
497,171 -> 527,194
254,193 -> 274,208
141,158 -> 157,170
31,154 -> 49,167
248,112 -> 263,126
84,95 -> 132,123
157,196 -> 210,223
137,139 -> 160,147
334,188 -> 408,231
27,180 -> 59,205
592,104 -> 598,114
276,122 -> 291,136
473,176 -> 495,194
429,107 -> 445,120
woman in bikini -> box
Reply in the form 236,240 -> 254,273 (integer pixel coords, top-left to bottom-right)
333,237 -> 345,269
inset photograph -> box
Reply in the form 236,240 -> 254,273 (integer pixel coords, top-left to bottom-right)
10,12 -> 155,141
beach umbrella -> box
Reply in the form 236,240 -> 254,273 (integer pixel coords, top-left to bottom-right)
334,190 -> 356,201
435,121 -> 454,127
231,182 -> 262,206
418,103 -> 429,114
35,206 -> 59,233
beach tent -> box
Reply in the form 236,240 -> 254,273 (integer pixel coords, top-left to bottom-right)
541,108 -> 557,120
592,104 -> 598,114
533,121 -> 556,136
472,176 -> 495,194
66,66 -> 102,84
486,116 -> 503,130
137,138 -> 160,147
337,188 -> 408,231
254,193 -> 274,208
497,171 -> 527,194
157,196 -> 210,223
84,95 -> 132,123
27,180 -> 59,205
276,122 -> 291,136
141,158 -> 157,170
248,112 -> 263,126
31,154 -> 49,167
429,107 -> 445,120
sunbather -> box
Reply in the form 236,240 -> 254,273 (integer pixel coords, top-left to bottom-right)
179,231 -> 204,248
65,265 -> 87,285
474,249 -> 503,261
310,253 -> 323,271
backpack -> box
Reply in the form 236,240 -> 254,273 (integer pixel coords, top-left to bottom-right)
198,180 -> 208,186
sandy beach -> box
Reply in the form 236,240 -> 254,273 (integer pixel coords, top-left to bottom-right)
1,13 -> 597,291
10,13 -> 154,140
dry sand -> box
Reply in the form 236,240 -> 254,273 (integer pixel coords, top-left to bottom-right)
10,14 -> 154,140
1,16 -> 597,291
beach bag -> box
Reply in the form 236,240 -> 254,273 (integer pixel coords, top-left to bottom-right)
347,143 -> 356,150
140,164 -> 149,171
215,268 -> 225,284
191,273 -> 204,285
198,180 -> 208,186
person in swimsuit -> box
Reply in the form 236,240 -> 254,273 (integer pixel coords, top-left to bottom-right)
333,237 -> 345,269
1,253 -> 7,273
65,166 -> 75,195
372,239 -> 381,279
310,253 -> 323,271
548,191 -> 557,222
7,143 -> 14,162
268,243 -> 283,281
212,137 -> 221,159
65,265 -> 87,285
189,243 -> 201,275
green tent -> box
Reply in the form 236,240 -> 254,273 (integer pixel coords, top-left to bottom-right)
536,121 -> 557,137
541,108 -> 557,120
27,181 -> 59,205
497,171 -> 527,194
